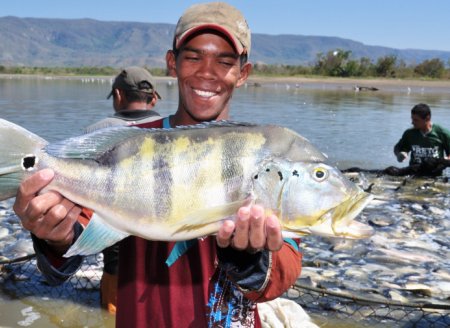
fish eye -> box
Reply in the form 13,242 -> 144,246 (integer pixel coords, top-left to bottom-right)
312,167 -> 328,182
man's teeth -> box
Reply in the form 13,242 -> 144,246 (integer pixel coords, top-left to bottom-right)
194,89 -> 216,97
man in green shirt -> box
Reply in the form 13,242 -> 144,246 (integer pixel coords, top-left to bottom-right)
392,103 -> 450,175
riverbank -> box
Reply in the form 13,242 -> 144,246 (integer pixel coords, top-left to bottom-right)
2,73 -> 450,92
246,76 -> 450,93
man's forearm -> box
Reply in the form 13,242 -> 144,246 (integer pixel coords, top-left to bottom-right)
31,222 -> 84,285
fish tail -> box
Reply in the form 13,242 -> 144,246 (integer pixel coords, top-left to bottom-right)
0,119 -> 47,200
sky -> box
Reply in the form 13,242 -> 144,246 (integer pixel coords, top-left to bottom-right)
2,0 -> 450,52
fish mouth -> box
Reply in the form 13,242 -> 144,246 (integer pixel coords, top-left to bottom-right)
283,191 -> 374,239
328,191 -> 374,239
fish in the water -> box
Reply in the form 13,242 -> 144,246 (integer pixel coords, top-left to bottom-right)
0,118 -> 373,257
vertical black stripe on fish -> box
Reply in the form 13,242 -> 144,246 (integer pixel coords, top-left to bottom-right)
95,148 -> 123,206
221,133 -> 246,201
151,140 -> 173,220
106,144 -> 141,211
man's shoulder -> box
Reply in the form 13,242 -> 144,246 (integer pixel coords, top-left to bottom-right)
84,117 -> 127,133
402,127 -> 419,137
133,117 -> 164,129
114,110 -> 161,121
85,115 -> 164,133
432,124 -> 450,135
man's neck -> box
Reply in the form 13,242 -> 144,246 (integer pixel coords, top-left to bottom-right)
120,102 -> 153,111
170,109 -> 230,127
421,122 -> 433,134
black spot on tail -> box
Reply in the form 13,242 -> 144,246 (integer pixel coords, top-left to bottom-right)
292,170 -> 299,177
23,156 -> 36,170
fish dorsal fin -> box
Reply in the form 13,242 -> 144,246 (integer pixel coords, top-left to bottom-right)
45,126 -> 150,159
64,213 -> 129,257
168,120 -> 258,130
45,121 -> 257,160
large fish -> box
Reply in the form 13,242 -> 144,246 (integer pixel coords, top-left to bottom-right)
0,119 -> 373,257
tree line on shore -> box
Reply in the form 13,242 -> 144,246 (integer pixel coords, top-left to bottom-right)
0,50 -> 448,80
253,50 -> 450,80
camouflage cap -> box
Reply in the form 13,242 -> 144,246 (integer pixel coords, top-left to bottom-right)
174,2 -> 251,55
107,66 -> 161,99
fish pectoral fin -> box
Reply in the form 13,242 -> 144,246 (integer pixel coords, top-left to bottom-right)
172,200 -> 248,235
64,213 -> 129,257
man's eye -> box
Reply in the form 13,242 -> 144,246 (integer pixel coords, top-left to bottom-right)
219,60 -> 234,67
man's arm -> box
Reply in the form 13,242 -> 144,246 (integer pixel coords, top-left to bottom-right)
217,239 -> 301,302
13,168 -> 84,284
216,205 -> 301,302
31,226 -> 84,285
394,146 -> 408,163
439,126 -> 450,158
393,132 -> 410,163
14,169 -> 81,251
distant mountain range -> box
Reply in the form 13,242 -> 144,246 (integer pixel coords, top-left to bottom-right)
1,16 -> 450,68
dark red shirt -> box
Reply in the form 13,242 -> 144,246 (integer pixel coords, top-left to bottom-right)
113,119 -> 302,328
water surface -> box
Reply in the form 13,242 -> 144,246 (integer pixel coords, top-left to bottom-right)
1,76 -> 449,327
1,76 -> 450,170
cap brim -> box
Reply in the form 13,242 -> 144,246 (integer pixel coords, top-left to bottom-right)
176,24 -> 244,55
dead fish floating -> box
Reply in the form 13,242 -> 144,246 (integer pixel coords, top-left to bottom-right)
353,85 -> 379,92
0,118 -> 373,257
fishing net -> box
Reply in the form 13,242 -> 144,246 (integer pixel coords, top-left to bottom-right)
1,254 -> 102,301
1,253 -> 449,328
0,253 -> 110,327
287,283 -> 450,328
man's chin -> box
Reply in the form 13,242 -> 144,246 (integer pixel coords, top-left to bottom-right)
188,110 -> 227,123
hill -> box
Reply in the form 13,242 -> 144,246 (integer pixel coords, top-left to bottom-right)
1,16 -> 450,68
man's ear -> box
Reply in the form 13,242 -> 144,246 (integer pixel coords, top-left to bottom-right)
113,89 -> 128,110
166,50 -> 177,78
236,62 -> 252,88
115,89 -> 125,103
113,89 -> 121,99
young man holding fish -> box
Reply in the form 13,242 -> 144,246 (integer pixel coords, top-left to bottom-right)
13,2 -> 302,327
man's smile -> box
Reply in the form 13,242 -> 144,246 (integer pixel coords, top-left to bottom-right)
193,88 -> 218,98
